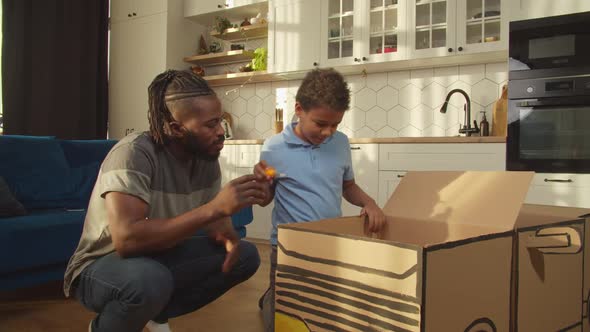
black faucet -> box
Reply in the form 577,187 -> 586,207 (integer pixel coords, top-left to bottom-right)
440,89 -> 480,136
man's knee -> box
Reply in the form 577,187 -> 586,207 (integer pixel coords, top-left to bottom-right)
120,260 -> 174,312
237,241 -> 261,279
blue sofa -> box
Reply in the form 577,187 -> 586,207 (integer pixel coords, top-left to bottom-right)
0,135 -> 252,291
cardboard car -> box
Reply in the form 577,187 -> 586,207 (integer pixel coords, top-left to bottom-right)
275,171 -> 590,332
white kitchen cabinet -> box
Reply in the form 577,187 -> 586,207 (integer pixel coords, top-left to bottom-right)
512,0 -> 590,21
320,0 -> 407,67
267,0 -> 321,73
377,143 -> 506,207
235,144 -> 262,167
408,0 -> 510,59
342,144 -> 379,217
235,166 -> 273,240
109,14 -> 166,138
110,0 -> 167,23
184,0 -> 268,23
379,143 -> 506,171
108,1 -> 204,139
184,0 -> 266,16
525,173 -> 590,208
377,170 -> 406,207
219,145 -> 237,186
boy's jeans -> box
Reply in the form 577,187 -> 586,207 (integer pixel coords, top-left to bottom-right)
74,237 -> 260,332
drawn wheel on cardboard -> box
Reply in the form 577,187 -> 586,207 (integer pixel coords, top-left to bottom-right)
464,317 -> 497,332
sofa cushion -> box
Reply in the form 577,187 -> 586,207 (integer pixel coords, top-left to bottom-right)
0,209 -> 86,274
59,139 -> 117,168
0,177 -> 26,217
7,162 -> 100,210
0,135 -> 69,181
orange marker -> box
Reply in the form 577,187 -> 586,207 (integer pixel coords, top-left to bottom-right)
264,167 -> 277,178
264,166 -> 286,179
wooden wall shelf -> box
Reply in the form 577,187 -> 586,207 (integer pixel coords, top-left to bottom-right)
204,71 -> 284,87
210,23 -> 268,42
183,50 -> 254,66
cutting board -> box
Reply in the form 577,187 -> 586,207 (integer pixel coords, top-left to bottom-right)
492,84 -> 508,137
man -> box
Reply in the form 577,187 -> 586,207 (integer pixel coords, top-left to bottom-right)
63,70 -> 268,332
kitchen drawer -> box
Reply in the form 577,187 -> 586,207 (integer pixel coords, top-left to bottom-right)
236,144 -> 262,168
530,173 -> 590,187
379,143 -> 506,171
525,173 -> 590,208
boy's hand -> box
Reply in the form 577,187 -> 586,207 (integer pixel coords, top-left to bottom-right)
361,200 -> 386,234
253,160 -> 274,182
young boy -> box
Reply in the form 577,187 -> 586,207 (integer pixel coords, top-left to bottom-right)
253,68 -> 386,331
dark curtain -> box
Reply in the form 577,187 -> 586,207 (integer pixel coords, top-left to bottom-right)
2,0 -> 109,139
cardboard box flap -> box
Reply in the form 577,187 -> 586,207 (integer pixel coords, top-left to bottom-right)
281,215 -> 506,247
383,171 -> 534,230
516,204 -> 590,229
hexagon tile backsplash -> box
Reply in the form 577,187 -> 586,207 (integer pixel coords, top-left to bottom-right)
215,62 -> 508,139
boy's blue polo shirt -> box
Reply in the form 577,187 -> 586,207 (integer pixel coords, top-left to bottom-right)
260,122 -> 354,245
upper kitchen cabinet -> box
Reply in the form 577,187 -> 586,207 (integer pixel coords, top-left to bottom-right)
408,0 -> 510,59
268,0 -> 321,73
320,0 -> 361,67
109,1 -> 203,139
320,0 -> 407,67
110,0 -> 167,23
513,0 -> 590,21
184,0 -> 268,26
362,0 -> 407,63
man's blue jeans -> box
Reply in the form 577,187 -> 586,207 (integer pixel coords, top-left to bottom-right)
73,236 -> 260,332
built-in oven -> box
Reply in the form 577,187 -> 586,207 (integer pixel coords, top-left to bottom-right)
506,75 -> 590,173
509,11 -> 590,80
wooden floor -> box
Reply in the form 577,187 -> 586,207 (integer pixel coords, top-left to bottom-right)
0,240 -> 271,332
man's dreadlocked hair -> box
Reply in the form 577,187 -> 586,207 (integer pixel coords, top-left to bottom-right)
147,69 -> 215,146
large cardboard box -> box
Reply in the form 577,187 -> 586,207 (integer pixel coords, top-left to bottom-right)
275,171 -> 590,332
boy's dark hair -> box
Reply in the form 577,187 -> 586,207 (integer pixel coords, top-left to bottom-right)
147,70 -> 215,146
295,68 -> 350,112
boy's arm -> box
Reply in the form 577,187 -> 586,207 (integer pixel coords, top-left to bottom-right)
343,179 -> 386,233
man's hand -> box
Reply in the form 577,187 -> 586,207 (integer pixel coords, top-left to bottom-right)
253,160 -> 274,207
208,218 -> 240,273
361,200 -> 386,234
209,174 -> 267,217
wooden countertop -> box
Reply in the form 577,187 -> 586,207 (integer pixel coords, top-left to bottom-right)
224,136 -> 506,145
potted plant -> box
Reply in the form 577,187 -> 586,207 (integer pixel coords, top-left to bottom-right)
214,16 -> 232,35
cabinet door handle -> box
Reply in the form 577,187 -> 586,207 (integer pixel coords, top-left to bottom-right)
362,56 -> 368,61
218,4 -> 223,8
313,62 -> 318,66
397,174 -> 405,178
127,13 -> 132,17
448,47 -> 453,52
544,178 -> 573,183
132,12 -> 137,16
350,147 -> 361,150
354,57 -> 360,62
458,46 -> 463,52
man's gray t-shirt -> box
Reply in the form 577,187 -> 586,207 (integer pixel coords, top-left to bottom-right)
63,132 -> 221,296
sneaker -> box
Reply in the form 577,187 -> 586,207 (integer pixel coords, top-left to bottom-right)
146,320 -> 172,332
